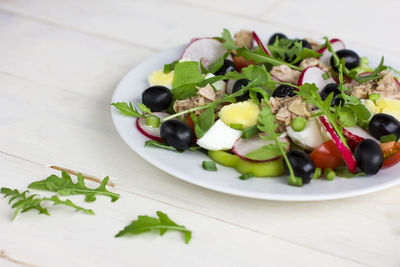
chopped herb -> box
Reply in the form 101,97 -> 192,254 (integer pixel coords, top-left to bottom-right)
380,134 -> 397,143
1,188 -> 94,220
291,117 -> 307,132
322,72 -> 330,80
369,93 -> 381,102
324,168 -> 336,180
115,211 -> 192,244
145,115 -> 161,128
312,168 -> 322,179
202,161 -> 217,171
219,28 -> 239,51
242,125 -> 259,139
239,172 -> 255,180
28,171 -> 120,202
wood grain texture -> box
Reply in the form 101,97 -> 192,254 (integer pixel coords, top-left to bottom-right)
0,0 -> 399,266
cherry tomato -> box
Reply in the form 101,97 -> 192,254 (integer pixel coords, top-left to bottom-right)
309,140 -> 343,170
184,115 -> 196,141
233,56 -> 254,72
380,141 -> 400,168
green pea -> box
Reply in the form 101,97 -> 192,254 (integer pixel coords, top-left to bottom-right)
291,117 -> 307,132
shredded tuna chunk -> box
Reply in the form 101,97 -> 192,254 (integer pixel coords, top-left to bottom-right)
348,72 -> 400,99
270,65 -> 301,84
299,58 -> 330,72
234,30 -> 253,49
268,96 -> 312,132
173,85 -> 224,116
304,38 -> 322,51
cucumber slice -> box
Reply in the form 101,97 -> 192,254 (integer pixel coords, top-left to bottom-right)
208,150 -> 239,167
235,157 -> 284,177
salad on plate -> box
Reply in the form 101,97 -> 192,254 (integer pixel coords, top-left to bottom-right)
112,29 -> 400,187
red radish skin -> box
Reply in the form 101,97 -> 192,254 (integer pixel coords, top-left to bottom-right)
317,38 -> 345,65
136,112 -> 169,142
343,126 -> 377,151
232,134 -> 289,163
252,31 -> 271,56
319,116 -> 357,172
297,66 -> 336,93
180,38 -> 227,69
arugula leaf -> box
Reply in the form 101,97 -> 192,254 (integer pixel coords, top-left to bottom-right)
296,83 -> 348,148
1,187 -> 94,220
163,60 -> 179,74
220,28 -> 239,51
190,108 -> 215,139
245,143 -> 283,161
145,140 -> 179,152
291,48 -> 322,64
207,52 -> 230,74
236,47 -> 302,71
257,106 -> 302,186
28,171 -> 120,202
172,61 -> 204,88
338,107 -> 357,127
111,102 -> 146,118
335,166 -> 365,178
115,211 -> 192,244
138,103 -> 152,114
351,57 -> 374,74
267,39 -> 321,64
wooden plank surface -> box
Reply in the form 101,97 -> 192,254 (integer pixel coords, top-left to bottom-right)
0,0 -> 399,266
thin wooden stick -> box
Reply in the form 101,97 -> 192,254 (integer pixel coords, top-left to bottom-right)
0,250 -> 39,267
49,165 -> 115,187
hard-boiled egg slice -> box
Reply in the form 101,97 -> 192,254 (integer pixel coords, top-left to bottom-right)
148,69 -> 174,88
286,118 -> 325,150
218,100 -> 259,129
197,119 -> 242,150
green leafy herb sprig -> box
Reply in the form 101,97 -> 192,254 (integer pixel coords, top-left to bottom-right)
28,171 -> 120,202
257,106 -> 302,186
267,38 -> 321,65
323,37 -> 386,84
0,187 -> 94,220
116,211 -> 192,244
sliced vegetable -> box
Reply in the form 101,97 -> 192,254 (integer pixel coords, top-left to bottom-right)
297,66 -> 336,93
309,140 -> 343,170
380,141 -> 400,168
232,134 -> 289,162
252,31 -> 271,56
235,157 -> 284,177
319,116 -> 357,172
317,38 -> 345,65
208,150 -> 240,167
136,112 -> 170,142
180,38 -> 227,69
342,125 -> 377,150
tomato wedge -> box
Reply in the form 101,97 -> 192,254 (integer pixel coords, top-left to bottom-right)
309,140 -> 343,170
380,141 -> 400,168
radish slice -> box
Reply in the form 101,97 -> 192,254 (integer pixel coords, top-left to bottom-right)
343,126 -> 378,150
317,38 -> 345,65
232,133 -> 288,162
297,66 -> 336,93
252,31 -> 271,56
319,116 -> 357,172
136,112 -> 169,142
180,38 -> 227,69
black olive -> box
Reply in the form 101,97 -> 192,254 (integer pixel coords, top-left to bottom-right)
160,120 -> 193,151
267,33 -> 287,45
284,150 -> 316,184
297,39 -> 312,50
272,84 -> 296,98
354,139 -> 383,174
368,113 -> 400,140
330,49 -> 360,72
142,86 -> 172,112
232,79 -> 251,102
214,59 -> 236,76
319,83 -> 344,106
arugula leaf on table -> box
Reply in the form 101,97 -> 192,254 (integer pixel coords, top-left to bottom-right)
0,187 -> 94,220
257,106 -> 302,186
190,108 -> 215,139
115,211 -> 192,244
28,171 -> 120,202
163,60 -> 179,74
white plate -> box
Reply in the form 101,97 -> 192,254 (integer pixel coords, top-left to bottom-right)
111,43 -> 400,201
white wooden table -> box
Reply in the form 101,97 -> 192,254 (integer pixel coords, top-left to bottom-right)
0,0 -> 399,266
